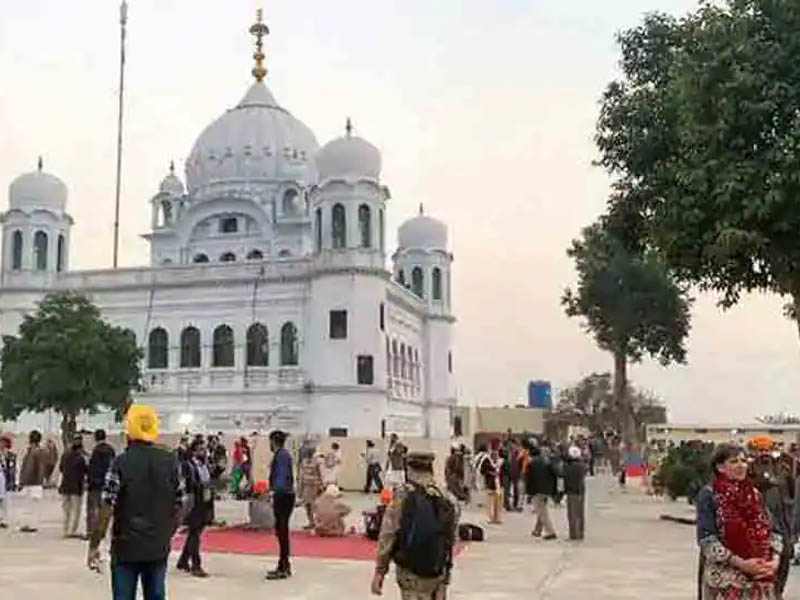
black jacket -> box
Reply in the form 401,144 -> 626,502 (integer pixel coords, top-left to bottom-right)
525,453 -> 556,497
562,459 -> 586,495
58,449 -> 88,495
88,442 -> 116,491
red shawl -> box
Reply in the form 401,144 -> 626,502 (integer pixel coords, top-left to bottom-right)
712,474 -> 773,563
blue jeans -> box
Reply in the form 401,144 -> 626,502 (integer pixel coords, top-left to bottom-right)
111,559 -> 167,600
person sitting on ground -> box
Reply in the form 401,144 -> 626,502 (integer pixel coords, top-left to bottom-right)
313,484 -> 352,537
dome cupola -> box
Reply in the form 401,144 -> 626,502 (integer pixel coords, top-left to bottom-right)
9,157 -> 67,212
159,161 -> 185,196
398,204 -> 448,250
315,118 -> 381,182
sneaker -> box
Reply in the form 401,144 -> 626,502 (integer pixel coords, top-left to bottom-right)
20,526 -> 37,533
265,568 -> 291,580
190,568 -> 209,578
531,530 -> 542,537
176,563 -> 190,573
543,534 -> 557,541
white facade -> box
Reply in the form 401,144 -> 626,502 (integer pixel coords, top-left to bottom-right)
0,20 -> 456,438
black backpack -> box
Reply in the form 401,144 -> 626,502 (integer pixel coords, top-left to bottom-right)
393,483 -> 456,578
458,523 -> 484,542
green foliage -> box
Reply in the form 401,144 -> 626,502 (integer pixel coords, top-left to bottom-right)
562,220 -> 692,366
656,442 -> 714,501
596,1 -> 800,313
0,292 -> 142,441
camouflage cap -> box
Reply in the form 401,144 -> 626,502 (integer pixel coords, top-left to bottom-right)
406,450 -> 435,469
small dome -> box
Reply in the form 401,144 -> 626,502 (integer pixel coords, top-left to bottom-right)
9,163 -> 67,212
398,206 -> 448,249
159,163 -> 185,196
315,122 -> 381,181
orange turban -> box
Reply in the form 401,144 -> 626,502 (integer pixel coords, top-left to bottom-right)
750,435 -> 773,451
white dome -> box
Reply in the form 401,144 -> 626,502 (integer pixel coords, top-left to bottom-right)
398,207 -> 448,249
315,131 -> 381,181
9,166 -> 67,212
159,169 -> 184,196
185,82 -> 319,192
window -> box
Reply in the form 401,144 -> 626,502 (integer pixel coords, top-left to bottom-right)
282,189 -> 299,215
432,267 -> 442,300
220,252 -> 236,262
34,231 -> 48,271
453,415 -> 463,437
379,303 -> 385,331
220,217 -> 238,233
147,328 -> 168,369
281,322 -> 299,366
397,269 -> 405,285
278,249 -> 291,257
400,343 -> 406,378
11,230 -> 22,270
357,355 -> 374,385
448,350 -> 453,374
213,325 -> 234,367
412,266 -> 424,298
330,310 -> 348,339
246,323 -> 269,366
161,200 -> 173,225
329,427 -> 348,438
193,253 -> 209,263
180,326 -> 201,368
247,249 -> 263,260
379,209 -> 385,253
359,204 -> 371,248
392,340 -> 399,376
57,235 -> 66,272
315,208 -> 322,253
386,339 -> 391,373
332,203 -> 346,249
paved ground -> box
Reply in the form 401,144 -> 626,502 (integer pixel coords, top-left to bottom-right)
1,475 -> 798,599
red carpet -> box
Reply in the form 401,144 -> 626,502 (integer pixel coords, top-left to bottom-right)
173,527 -> 465,562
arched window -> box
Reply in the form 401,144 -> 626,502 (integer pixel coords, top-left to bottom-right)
11,230 -> 22,270
193,253 -> 209,263
432,267 -> 442,300
213,325 -> 234,367
147,328 -> 168,369
379,209 -> 385,253
280,322 -> 299,366
358,204 -> 371,248
282,189 -> 299,215
332,203 -> 346,249
220,252 -> 236,262
400,343 -> 407,379
392,340 -> 399,377
161,200 -> 173,226
180,326 -> 201,368
57,235 -> 66,272
247,323 -> 269,367
386,339 -> 391,373
411,266 -> 424,298
34,231 -> 48,271
397,269 -> 405,286
246,249 -> 263,260
315,208 -> 322,253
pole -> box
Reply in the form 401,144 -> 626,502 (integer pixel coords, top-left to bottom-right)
112,1 -> 128,269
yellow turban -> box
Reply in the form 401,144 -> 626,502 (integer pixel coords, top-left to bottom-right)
125,404 -> 160,442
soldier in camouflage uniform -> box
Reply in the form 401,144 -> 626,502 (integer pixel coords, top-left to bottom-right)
372,450 -> 459,599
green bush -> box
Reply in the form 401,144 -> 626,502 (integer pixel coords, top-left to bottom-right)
656,442 -> 714,501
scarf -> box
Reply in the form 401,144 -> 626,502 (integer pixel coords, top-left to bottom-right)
712,474 -> 773,564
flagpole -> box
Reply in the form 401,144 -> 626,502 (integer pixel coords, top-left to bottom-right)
112,0 -> 128,268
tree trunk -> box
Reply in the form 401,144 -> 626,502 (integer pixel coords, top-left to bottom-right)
793,291 -> 800,341
61,411 -> 77,448
613,351 -> 637,449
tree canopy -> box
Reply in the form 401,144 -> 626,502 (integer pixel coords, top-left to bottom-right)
562,219 -> 691,444
596,2 -> 800,328
0,292 -> 142,443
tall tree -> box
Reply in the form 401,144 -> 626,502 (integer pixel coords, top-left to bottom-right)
596,2 -> 800,335
0,292 -> 142,444
562,220 -> 691,446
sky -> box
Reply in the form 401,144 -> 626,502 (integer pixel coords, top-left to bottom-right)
1,0 -> 797,424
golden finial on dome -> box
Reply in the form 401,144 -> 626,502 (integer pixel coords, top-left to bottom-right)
249,8 -> 270,82
345,117 -> 353,137
37,156 -> 43,171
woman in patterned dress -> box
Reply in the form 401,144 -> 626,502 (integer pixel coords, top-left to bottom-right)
696,444 -> 782,599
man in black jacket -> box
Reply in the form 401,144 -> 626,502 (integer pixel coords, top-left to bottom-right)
563,446 -> 586,540
87,429 -> 115,538
525,446 -> 557,540
87,405 -> 185,600
59,437 -> 88,538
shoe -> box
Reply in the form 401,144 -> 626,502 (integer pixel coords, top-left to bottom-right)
190,568 -> 209,578
531,530 -> 541,537
0,523 -> 7,529
176,563 -> 190,573
20,526 -> 37,533
265,568 -> 291,580
543,534 -> 557,541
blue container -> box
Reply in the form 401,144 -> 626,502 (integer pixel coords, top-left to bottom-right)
528,381 -> 552,409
